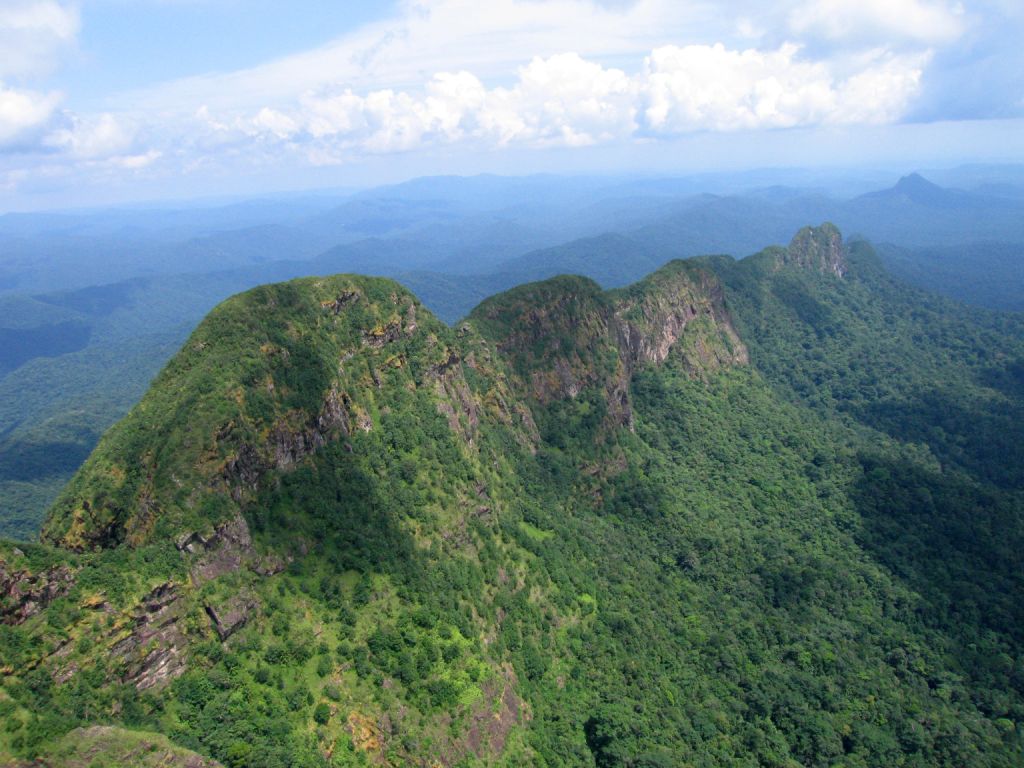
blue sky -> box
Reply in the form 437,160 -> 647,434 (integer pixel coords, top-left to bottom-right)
1,0 -> 1022,210
63,1 -> 398,106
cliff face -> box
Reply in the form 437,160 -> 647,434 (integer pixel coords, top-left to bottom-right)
0,555 -> 74,626
469,261 -> 748,430
612,260 -> 749,372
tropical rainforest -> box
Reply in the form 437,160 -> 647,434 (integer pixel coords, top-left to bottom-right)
1,222 -> 1023,767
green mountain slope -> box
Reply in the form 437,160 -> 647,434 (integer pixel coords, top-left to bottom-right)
2,226 -> 1023,767
1,726 -> 223,767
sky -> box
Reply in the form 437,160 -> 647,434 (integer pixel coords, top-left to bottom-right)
0,0 -> 1022,210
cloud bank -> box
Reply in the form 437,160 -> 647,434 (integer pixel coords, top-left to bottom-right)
222,43 -> 926,166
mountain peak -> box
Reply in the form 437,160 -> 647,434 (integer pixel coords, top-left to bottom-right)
894,172 -> 943,195
40,274 -> 479,550
781,223 -> 847,278
857,172 -> 973,208
470,263 -> 748,430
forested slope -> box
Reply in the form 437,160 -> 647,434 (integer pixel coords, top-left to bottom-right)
1,225 -> 1022,767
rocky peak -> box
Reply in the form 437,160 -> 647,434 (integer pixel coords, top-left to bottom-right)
781,223 -> 847,278
40,273 -> 530,553
612,262 -> 749,373
469,263 -> 748,429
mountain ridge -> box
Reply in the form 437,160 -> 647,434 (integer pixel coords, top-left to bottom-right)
3,224 -> 1023,767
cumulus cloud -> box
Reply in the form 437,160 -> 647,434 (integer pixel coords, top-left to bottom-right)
0,1 -> 76,151
640,43 -> 927,132
0,82 -> 61,147
640,44 -> 836,132
210,42 -> 924,164
128,0 -> 702,114
2,0 -> 1007,201
101,0 -> 948,172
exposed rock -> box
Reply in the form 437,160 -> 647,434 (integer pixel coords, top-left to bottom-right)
49,639 -> 79,684
404,301 -> 418,335
347,711 -> 385,756
0,560 -> 75,625
475,267 -> 747,433
178,511 -> 287,584
271,418 -> 327,470
205,593 -> 257,641
321,290 -> 360,315
180,512 -> 254,584
356,410 -> 373,432
455,665 -> 525,765
223,444 -> 262,501
428,349 -> 461,377
252,553 -> 288,576
221,388 -> 355,501
110,582 -> 189,690
430,353 -> 481,443
363,319 -> 404,348
782,222 -> 847,278
318,387 -> 351,434
614,266 -> 749,375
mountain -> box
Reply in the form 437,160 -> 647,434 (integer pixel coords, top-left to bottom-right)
856,172 -> 978,208
4,169 -> 1024,544
2,225 -> 1023,767
876,240 -> 1024,312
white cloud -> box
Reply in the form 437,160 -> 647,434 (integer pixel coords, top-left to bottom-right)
0,1 -> 76,152
95,0 -> 941,170
835,50 -> 929,124
234,53 -> 636,161
0,0 -> 79,78
0,82 -> 61,146
45,112 -> 137,159
639,43 -> 926,132
498,53 -> 636,146
127,0 -> 703,114
109,149 -> 161,170
216,42 -> 924,163
640,44 -> 836,131
250,107 -> 300,140
789,0 -> 964,44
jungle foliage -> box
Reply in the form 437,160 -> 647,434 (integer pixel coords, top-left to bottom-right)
2,226 -> 1023,767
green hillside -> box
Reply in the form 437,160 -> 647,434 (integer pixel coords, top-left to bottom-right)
2,226 -> 1022,767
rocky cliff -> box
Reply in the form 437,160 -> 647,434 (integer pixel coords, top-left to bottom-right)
777,222 -> 848,277
468,261 -> 747,431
